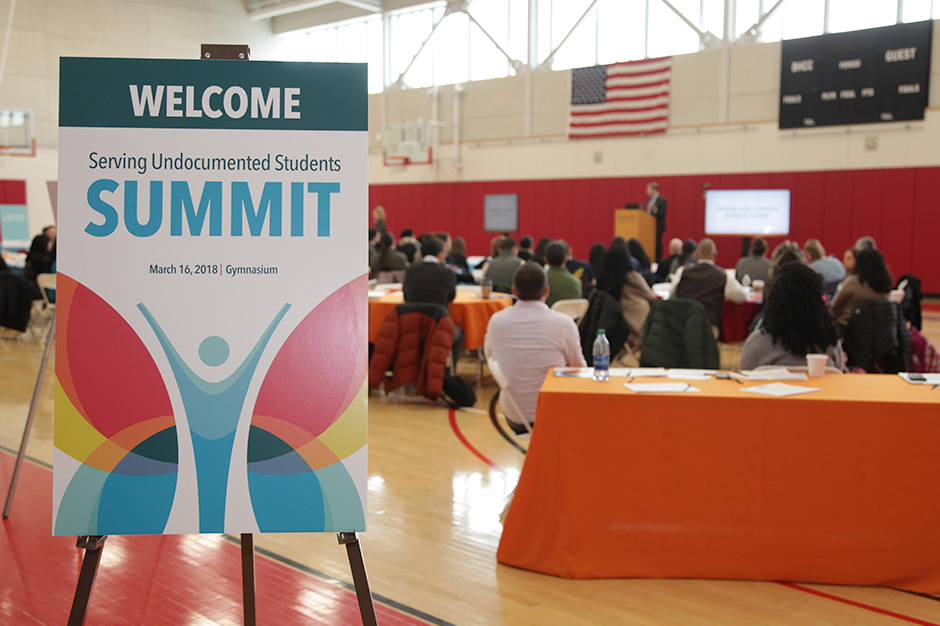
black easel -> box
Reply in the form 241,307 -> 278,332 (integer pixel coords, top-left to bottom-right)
63,44 -> 379,626
3,311 -> 55,518
65,530 -> 378,625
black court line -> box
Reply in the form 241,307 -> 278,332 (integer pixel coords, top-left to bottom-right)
898,589 -> 940,604
223,534 -> 459,626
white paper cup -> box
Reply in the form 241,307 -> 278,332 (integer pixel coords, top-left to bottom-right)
806,354 -> 828,378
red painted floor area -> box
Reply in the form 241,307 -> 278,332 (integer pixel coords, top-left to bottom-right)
0,451 -> 433,626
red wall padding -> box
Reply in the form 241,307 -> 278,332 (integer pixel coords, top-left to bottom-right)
370,166 -> 940,293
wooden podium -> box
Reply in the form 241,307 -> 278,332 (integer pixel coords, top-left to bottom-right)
614,209 -> 657,259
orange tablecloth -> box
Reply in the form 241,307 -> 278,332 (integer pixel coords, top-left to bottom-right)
497,373 -> 940,592
368,292 -> 513,351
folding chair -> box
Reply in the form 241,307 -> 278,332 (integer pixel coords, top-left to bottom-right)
551,298 -> 589,324
484,350 -> 531,455
29,273 -> 56,341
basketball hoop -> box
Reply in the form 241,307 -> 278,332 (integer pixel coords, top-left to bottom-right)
383,119 -> 434,167
382,146 -> 433,167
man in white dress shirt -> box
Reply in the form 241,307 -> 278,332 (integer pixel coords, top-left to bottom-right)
484,262 -> 586,434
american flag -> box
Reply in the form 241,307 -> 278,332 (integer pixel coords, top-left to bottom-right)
568,56 -> 672,139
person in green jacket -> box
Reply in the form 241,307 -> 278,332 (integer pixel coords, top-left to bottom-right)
544,241 -> 583,307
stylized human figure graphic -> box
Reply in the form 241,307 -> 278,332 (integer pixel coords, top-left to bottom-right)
137,302 -> 290,532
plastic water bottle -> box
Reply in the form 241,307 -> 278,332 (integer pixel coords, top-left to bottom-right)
742,274 -> 752,287
593,329 -> 610,382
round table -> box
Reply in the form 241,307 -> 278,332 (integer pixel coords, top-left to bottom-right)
368,291 -> 513,351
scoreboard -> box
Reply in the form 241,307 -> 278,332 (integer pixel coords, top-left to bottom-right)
779,21 -> 932,129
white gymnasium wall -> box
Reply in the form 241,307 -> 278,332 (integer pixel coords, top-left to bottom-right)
0,0 -> 279,238
370,20 -> 940,184
1,6 -> 938,236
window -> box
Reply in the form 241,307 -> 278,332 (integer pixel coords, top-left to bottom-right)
273,0 -> 931,94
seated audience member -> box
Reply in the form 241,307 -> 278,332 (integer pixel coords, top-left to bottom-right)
842,248 -> 857,275
369,232 -> 408,278
804,239 -> 845,284
404,237 -> 456,307
450,236 -> 474,284
855,236 -> 876,251
562,243 -> 596,289
627,239 -> 652,271
610,236 -> 628,250
678,239 -> 697,269
437,232 -> 454,267
735,236 -> 771,284
396,228 -> 421,263
477,235 -> 505,270
655,238 -> 684,281
484,262 -> 586,433
517,236 -> 535,262
483,237 -> 524,292
23,233 -> 53,282
589,243 -> 606,278
766,240 -> 806,290
404,237 -> 462,364
666,238 -> 747,336
739,263 -> 844,371
532,237 -> 552,266
610,236 -> 641,271
368,228 -> 379,255
545,241 -> 583,307
830,248 -> 892,327
599,244 -> 657,347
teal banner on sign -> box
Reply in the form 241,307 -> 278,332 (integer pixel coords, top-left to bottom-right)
59,58 -> 367,131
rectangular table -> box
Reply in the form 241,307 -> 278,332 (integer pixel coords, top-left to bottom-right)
497,372 -> 940,593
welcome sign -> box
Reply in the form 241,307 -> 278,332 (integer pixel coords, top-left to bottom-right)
54,58 -> 368,536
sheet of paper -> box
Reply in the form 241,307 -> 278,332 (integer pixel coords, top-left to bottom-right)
666,369 -> 715,380
898,373 -> 940,385
554,368 -> 595,378
624,383 -> 702,393
733,368 -> 809,382
608,368 -> 636,378
740,383 -> 820,397
622,368 -> 668,378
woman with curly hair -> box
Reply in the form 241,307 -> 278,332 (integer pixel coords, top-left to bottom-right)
739,263 -> 844,370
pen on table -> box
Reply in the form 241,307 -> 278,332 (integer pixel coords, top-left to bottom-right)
627,377 -> 634,383
931,384 -> 938,391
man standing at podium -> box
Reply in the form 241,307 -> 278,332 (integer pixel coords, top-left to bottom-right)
645,182 -> 668,262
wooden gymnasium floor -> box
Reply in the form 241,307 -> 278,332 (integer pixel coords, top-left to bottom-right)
2,308 -> 940,625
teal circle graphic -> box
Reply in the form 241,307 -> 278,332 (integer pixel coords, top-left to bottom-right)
199,336 -> 230,367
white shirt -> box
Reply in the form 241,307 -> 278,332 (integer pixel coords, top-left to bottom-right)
422,254 -> 440,263
484,300 -> 586,426
663,260 -> 748,303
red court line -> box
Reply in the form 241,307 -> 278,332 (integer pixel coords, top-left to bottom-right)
778,582 -> 940,626
0,450 -> 438,626
448,408 -> 504,472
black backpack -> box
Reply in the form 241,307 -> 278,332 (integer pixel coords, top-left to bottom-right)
442,373 -> 477,408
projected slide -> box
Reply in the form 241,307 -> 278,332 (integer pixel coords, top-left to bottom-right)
705,189 -> 790,236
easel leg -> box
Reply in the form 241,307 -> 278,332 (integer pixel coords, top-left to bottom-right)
241,533 -> 257,626
338,532 -> 378,626
3,313 -> 55,518
68,535 -> 107,626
